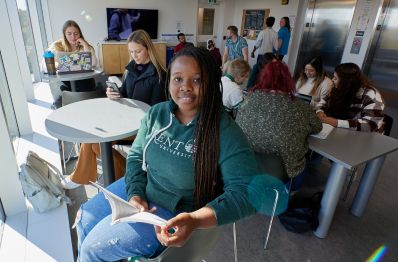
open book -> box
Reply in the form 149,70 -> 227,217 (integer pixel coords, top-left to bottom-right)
310,123 -> 334,139
90,182 -> 167,226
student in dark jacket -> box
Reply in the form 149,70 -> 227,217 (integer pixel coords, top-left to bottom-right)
62,30 -> 166,189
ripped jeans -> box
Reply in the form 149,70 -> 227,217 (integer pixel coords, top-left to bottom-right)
76,178 -> 175,262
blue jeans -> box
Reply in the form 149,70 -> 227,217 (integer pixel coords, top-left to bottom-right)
76,178 -> 175,262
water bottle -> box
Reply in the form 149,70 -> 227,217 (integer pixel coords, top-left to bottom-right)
43,51 -> 56,75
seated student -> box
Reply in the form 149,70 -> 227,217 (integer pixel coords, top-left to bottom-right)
207,39 -> 222,67
296,56 -> 333,109
61,30 -> 166,189
221,59 -> 250,116
316,63 -> 385,132
246,52 -> 277,90
47,20 -> 97,108
236,61 -> 322,190
76,47 -> 288,261
174,33 -> 194,54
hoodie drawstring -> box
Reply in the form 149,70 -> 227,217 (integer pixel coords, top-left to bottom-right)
142,113 -> 173,171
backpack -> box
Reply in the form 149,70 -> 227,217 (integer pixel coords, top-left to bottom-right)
278,192 -> 323,233
19,151 -> 71,213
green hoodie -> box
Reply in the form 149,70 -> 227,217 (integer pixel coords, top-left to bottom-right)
125,101 -> 288,225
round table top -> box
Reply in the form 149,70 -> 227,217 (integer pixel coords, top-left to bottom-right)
45,98 -> 150,143
42,68 -> 104,82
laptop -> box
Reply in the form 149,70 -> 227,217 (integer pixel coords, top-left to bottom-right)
56,51 -> 94,74
297,93 -> 312,104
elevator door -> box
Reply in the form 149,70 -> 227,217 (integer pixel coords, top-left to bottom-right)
294,0 -> 356,78
364,0 -> 398,107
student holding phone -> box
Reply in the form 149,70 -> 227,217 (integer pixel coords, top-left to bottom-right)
62,29 -> 167,189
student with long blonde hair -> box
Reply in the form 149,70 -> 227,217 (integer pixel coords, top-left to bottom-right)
62,30 -> 166,189
47,20 -> 97,107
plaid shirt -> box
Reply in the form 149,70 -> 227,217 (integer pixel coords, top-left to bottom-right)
317,86 -> 385,133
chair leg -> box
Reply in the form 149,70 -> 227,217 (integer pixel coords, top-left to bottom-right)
61,140 -> 67,173
264,189 -> 279,250
233,222 -> 238,262
342,167 -> 357,201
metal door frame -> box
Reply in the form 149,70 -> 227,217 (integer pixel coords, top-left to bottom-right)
363,0 -> 392,73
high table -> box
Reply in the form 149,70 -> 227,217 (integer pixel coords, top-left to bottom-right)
42,68 -> 104,91
308,128 -> 398,238
45,98 -> 150,186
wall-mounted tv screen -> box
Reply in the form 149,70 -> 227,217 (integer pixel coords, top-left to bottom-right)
106,8 -> 158,40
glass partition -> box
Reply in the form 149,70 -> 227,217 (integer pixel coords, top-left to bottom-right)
0,52 -> 19,142
16,0 -> 41,82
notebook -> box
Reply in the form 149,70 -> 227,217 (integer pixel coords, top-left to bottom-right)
56,52 -> 93,74
310,123 -> 334,139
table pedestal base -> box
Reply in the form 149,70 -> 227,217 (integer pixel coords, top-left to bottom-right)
100,142 -> 115,186
351,155 -> 385,217
314,163 -> 349,238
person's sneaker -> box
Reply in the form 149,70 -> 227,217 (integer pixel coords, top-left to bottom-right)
61,176 -> 81,190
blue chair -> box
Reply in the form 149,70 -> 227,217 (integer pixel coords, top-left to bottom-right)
232,152 -> 290,262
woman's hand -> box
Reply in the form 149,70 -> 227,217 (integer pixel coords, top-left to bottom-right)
128,195 -> 156,213
317,111 -> 338,127
106,87 -> 121,100
316,111 -> 327,119
76,38 -> 89,51
155,212 -> 197,247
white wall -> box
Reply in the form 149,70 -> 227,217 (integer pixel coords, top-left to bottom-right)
45,0 -> 198,54
341,0 -> 383,68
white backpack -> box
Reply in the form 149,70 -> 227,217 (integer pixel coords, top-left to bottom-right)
19,151 -> 71,213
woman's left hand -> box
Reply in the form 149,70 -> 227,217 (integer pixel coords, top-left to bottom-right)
155,212 -> 197,247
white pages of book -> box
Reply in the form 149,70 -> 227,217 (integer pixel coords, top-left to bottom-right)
310,123 -> 334,139
90,182 -> 167,226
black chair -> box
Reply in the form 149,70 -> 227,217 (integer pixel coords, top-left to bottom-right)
383,114 -> 393,136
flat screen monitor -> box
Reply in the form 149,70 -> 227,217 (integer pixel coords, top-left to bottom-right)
106,8 -> 158,40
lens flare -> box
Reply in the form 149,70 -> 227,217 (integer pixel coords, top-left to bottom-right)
366,245 -> 387,262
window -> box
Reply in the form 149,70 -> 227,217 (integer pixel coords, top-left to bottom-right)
198,8 -> 215,35
0,52 -> 19,142
16,0 -> 41,82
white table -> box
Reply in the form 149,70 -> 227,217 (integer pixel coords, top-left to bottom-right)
45,98 -> 150,186
308,128 -> 398,238
42,68 -> 103,91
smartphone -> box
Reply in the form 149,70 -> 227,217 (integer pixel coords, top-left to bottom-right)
106,81 -> 120,93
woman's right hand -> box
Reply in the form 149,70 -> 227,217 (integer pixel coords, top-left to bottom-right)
106,87 -> 121,100
128,195 -> 157,213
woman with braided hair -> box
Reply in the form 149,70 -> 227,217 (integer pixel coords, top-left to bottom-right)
76,47 -> 287,261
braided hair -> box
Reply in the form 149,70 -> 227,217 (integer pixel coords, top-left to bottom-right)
166,47 -> 223,208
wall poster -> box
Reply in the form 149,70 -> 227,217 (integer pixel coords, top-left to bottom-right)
241,9 -> 270,40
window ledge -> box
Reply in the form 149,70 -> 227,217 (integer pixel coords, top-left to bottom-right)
0,134 -> 73,261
